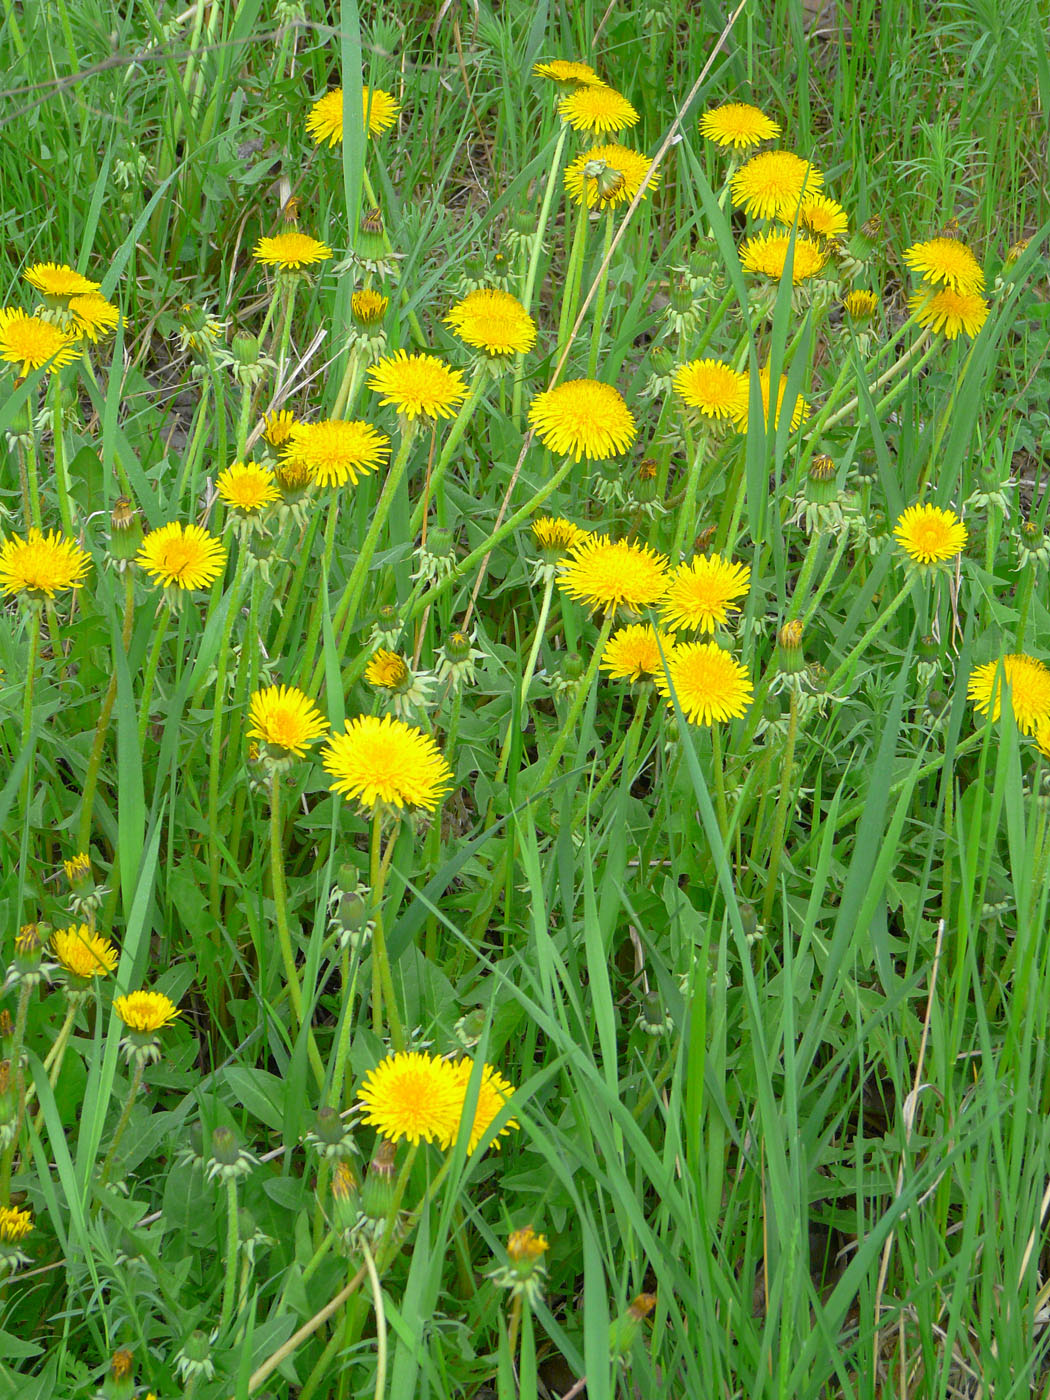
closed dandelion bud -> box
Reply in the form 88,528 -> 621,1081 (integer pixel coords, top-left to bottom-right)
6,923 -> 50,992
669,279 -> 693,315
637,988 -> 673,1037
806,454 -> 837,504
565,650 -> 586,681
503,206 -> 537,255
776,619 -> 806,675
107,497 -> 144,569
180,1117 -> 206,1168
226,333 -> 273,389
490,1226 -> 549,1305
1017,519 -> 1050,568
328,879 -> 374,953
309,1106 -> 359,1164
205,1124 -> 257,1183
329,1160 -> 362,1236
642,344 -> 675,400
0,1061 -> 16,1151
174,1330 -> 216,1385
369,602 -> 404,651
852,215 -> 881,260
232,333 -> 260,366
436,627 -> 484,690
104,1349 -> 134,1400
454,1007 -> 486,1051
412,524 -> 458,583
740,902 -> 761,942
1006,239 -> 1029,269
4,396 -> 34,449
361,1139 -> 398,1221
609,1292 -> 657,1366
917,633 -> 941,687
459,250 -> 487,293
491,248 -> 512,288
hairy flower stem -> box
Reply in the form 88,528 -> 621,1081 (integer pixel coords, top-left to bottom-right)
760,687 -> 801,926
824,576 -> 916,694
586,209 -> 615,378
330,347 -> 365,421
535,612 -> 615,789
297,498 -> 341,698
137,605 -> 173,748
577,689 -> 650,814
78,572 -> 136,849
273,278 -> 300,381
21,436 -> 42,531
50,376 -> 76,537
671,430 -> 709,562
513,123 -> 569,426
369,810 -> 405,1051
555,198 -> 591,375
207,547 -> 251,915
495,573 -> 555,786
270,511 -> 324,659
1015,564 -> 1036,649
0,982 -> 33,1204
98,1061 -> 145,1187
218,1176 -> 240,1335
269,773 -> 326,1089
19,607 -> 41,823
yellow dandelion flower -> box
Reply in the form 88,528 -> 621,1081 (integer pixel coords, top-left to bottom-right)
358,1052 -> 461,1147
528,378 -> 636,461
843,289 -> 878,320
365,649 -> 410,689
252,231 -> 333,271
68,293 -> 121,342
306,86 -> 401,146
672,358 -> 749,421
351,288 -> 389,325
531,516 -> 590,555
0,1206 -> 33,1243
449,1059 -> 519,1153
564,142 -> 658,209
247,684 -> 329,756
63,852 -> 92,884
733,365 -> 810,434
263,409 -> 298,446
558,85 -> 639,135
798,194 -> 848,240
135,522 -> 227,591
216,461 -> 279,514
533,59 -> 604,87
730,150 -> 824,221
967,654 -> 1050,735
0,309 -> 80,375
656,640 -> 753,725
367,350 -> 469,421
699,102 -> 780,149
908,286 -> 989,340
558,535 -> 669,615
903,237 -> 984,293
322,713 -> 453,812
445,289 -> 537,357
601,624 -> 675,682
893,502 -> 968,566
740,229 -> 827,282
23,262 -> 100,298
282,418 -> 391,488
113,990 -> 180,1035
52,925 -> 118,980
1034,720 -> 1050,760
659,554 -> 751,633
0,529 -> 90,600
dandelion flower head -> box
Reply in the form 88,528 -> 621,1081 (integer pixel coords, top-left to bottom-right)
0,529 -> 91,600
445,289 -> 537,357
282,418 -> 391,488
449,1059 -> 519,1153
0,1207 -> 33,1243
306,85 -> 401,145
367,350 -> 469,421
322,713 -> 453,812
558,85 -> 639,135
908,286 -> 989,340
358,1051 -> 460,1147
263,409 -> 298,447
216,461 -> 279,514
533,59 -> 603,87
52,925 -> 118,980
893,502 -> 968,566
531,516 -> 590,556
564,143 -> 658,209
252,231 -> 333,271
740,229 -> 827,283
68,294 -> 121,342
903,237 -> 984,293
656,640 -> 753,725
798,194 -> 848,240
0,309 -> 80,375
558,535 -> 669,616
351,288 -> 390,325
843,289 -> 879,320
699,102 -> 780,149
672,358 -> 749,421
135,522 -> 227,591
660,554 -> 751,633
365,649 -> 410,689
528,378 -> 636,461
601,624 -> 676,682
967,654 -> 1050,735
734,365 -> 811,434
730,150 -> 824,221
23,262 -> 100,298
113,990 -> 180,1033
247,684 -> 329,757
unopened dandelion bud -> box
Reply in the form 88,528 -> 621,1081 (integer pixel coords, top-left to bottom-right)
1005,239 -> 1029,269
174,1330 -> 216,1385
308,1105 -> 359,1165
361,1139 -> 397,1221
916,633 -> 941,687
227,333 -> 272,389
669,279 -> 694,315
776,619 -> 806,674
104,496 -> 144,570
806,453 -> 836,496
436,627 -> 484,690
453,1007 -> 486,1051
462,250 -> 486,287
490,1225 -> 549,1304
740,902 -> 760,942
412,525 -> 458,584
329,1160 -> 362,1235
328,881 -> 374,952
503,206 -> 537,255
1017,519 -> 1050,568
5,923 -> 51,992
205,1124 -> 257,1184
842,289 -> 878,323
351,288 -> 389,327
4,397 -> 34,449
851,215 -> 881,260
637,988 -> 673,1037
369,602 -> 404,651
609,1292 -> 657,1365
564,651 -> 585,682
232,334 -> 260,366
356,207 -> 386,258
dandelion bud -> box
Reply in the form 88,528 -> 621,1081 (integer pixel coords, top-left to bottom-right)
0,1205 -> 34,1277
413,524 -> 457,583
4,396 -> 34,450
308,1104 -> 359,1163
503,206 -> 537,255
62,851 -> 106,916
205,1124 -> 257,1184
360,1139 -> 398,1221
453,1007 -> 486,1051
1005,239 -> 1029,268
609,1292 -> 657,1366
852,215 -> 882,258
842,289 -> 878,323
327,871 -> 374,953
328,1160 -> 362,1237
351,289 -> 389,327
740,902 -> 761,942
636,988 -> 673,1037
5,923 -> 52,992
436,627 -> 484,690
174,1330 -> 216,1385
232,334 -> 260,366
1017,519 -> 1050,568
105,1349 -> 135,1400
226,333 -> 273,389
462,250 -> 486,285
490,1226 -> 549,1305
355,207 -> 386,263
776,619 -> 806,675
669,279 -> 694,315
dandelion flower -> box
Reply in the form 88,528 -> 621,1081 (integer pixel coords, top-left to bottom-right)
52,925 -> 118,980
306,86 -> 401,145
558,535 -> 669,615
531,516 -> 590,555
252,231 -> 332,271
263,409 -> 298,447
967,654 -> 1050,735
601,624 -> 675,682
908,286 -> 989,340
24,262 -> 100,298
216,461 -> 279,514
0,309 -> 80,375
68,293 -> 121,342
903,237 -> 984,293
799,194 -> 848,240
367,350 -> 468,421
358,1051 -> 460,1147
730,150 -> 824,221
113,990 -> 181,1033
739,229 -> 827,282
282,419 -> 391,488
533,59 -> 604,87
1034,720 -> 1050,760
135,522 -> 227,591
365,649 -> 410,689
699,102 -> 780,150
893,503 -> 968,566
843,289 -> 878,320
564,142 -> 658,209
660,554 -> 751,633
351,288 -> 389,325
322,713 -> 453,812
558,85 -> 639,135
445,288 -> 537,357
0,1206 -> 33,1242
734,365 -> 810,434
449,1059 -> 519,1153
0,529 -> 91,600
672,359 -> 749,421
528,379 -> 636,461
656,640 -> 753,725
247,684 -> 329,757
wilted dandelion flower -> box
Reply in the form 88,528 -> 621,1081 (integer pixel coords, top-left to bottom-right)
247,684 -> 328,757
908,286 -> 989,340
445,288 -> 537,357
24,262 -> 100,299
216,461 -> 279,515
0,309 -> 80,375
893,502 -> 968,566
730,150 -> 824,221
367,350 -> 469,421
533,59 -> 603,86
843,289 -> 878,320
558,85 -> 639,135
449,1059 -> 519,1153
656,640 -> 753,725
0,529 -> 91,600
68,293 -> 120,342
660,554 -> 751,633
734,365 -> 811,433
135,522 -> 226,591
306,85 -> 400,145
601,624 -> 675,682
282,419 -> 391,488
699,102 -> 780,149
967,654 -> 1050,735
558,535 -> 669,615
564,143 -> 658,209
672,358 -> 749,421
252,231 -> 333,271
528,379 -> 636,461
903,237 -> 984,293
358,1051 -> 460,1147
52,925 -> 118,981
740,229 -> 827,282
322,714 -> 453,812
799,194 -> 848,239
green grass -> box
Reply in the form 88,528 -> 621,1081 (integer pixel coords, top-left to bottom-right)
1,0 -> 1050,1396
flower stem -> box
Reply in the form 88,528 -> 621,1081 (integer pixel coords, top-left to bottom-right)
406,369 -> 488,541
19,606 -> 41,822
50,376 -> 76,537
369,810 -> 404,1051
824,575 -> 916,694
98,1060 -> 144,1187
535,611 -> 615,789
513,122 -> 569,426
586,208 -> 615,378
208,547 -> 251,915
760,685 -> 801,927
137,604 -> 172,748
78,572 -> 136,849
0,982 -> 33,1204
269,772 -> 326,1088
274,278 -> 300,381
218,1175 -> 240,1336
556,197 -> 591,373
22,436 -> 43,531
495,571 -> 556,786
671,429 -> 709,562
